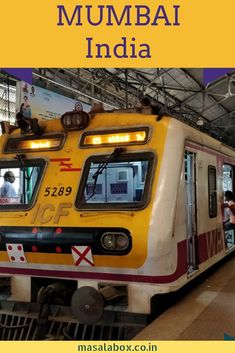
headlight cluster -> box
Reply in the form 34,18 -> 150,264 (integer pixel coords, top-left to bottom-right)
100,232 -> 130,251
61,111 -> 90,131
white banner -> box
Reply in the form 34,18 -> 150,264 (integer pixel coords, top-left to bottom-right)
16,81 -> 91,120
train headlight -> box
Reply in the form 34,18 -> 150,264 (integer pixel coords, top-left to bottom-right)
101,233 -> 114,249
101,232 -> 130,251
61,111 -> 90,131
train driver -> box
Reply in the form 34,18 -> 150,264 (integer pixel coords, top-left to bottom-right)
0,171 -> 19,203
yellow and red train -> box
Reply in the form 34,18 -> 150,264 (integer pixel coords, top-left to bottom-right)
0,110 -> 234,326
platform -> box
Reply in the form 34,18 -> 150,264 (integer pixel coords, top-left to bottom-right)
134,254 -> 235,340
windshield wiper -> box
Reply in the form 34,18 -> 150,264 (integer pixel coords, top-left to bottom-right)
86,147 -> 124,201
15,154 -> 34,204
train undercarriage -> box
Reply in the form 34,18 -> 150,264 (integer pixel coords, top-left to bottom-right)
0,276 -> 147,340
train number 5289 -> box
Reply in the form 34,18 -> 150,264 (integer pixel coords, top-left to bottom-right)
44,186 -> 72,197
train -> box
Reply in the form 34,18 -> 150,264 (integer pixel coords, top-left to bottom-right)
0,108 -> 234,338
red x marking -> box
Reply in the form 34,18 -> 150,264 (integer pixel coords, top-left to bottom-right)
71,246 -> 94,266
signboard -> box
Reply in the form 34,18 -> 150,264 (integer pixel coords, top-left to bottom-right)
16,81 -> 91,120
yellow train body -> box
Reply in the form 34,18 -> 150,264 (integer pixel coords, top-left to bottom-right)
0,114 -> 168,270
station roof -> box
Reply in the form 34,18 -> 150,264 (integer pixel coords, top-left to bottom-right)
33,68 -> 235,147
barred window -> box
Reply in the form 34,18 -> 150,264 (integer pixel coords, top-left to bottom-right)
0,82 -> 16,133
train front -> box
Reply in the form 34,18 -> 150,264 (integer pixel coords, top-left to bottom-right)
0,111 -> 169,328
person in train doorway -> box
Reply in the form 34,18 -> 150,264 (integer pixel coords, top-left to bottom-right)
0,171 -> 18,200
223,190 -> 235,230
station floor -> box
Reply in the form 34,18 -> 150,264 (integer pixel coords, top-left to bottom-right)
134,253 -> 235,340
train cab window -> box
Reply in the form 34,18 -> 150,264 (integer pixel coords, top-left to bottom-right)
75,151 -> 154,210
0,159 -> 45,210
208,165 -> 217,218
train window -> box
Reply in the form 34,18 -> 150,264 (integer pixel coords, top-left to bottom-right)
0,159 -> 46,210
208,165 -> 217,218
75,151 -> 155,210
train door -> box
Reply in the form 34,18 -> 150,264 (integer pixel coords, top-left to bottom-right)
184,151 -> 198,274
222,164 -> 235,248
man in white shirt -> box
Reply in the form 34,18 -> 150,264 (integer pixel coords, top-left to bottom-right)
0,171 -> 18,198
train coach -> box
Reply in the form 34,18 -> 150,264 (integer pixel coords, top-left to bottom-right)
0,109 -> 234,338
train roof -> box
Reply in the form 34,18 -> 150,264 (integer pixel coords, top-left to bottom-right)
1,111 -> 235,158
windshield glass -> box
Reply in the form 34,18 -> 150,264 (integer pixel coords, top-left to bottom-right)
76,152 -> 154,210
0,159 -> 45,210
